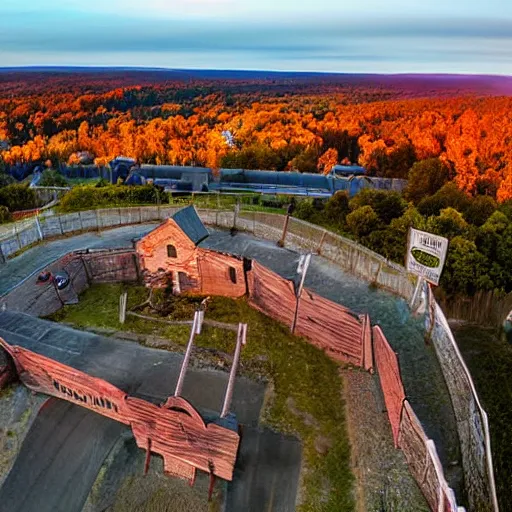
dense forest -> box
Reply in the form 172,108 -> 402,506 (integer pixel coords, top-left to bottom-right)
1,71 -> 512,199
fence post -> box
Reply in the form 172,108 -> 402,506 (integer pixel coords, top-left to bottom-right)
316,230 -> 327,254
291,253 -> 312,333
35,216 -> 44,240
78,211 -> 84,232
13,223 -> 21,250
278,214 -> 291,248
119,292 -> 128,324
410,277 -> 423,311
232,199 -> 240,232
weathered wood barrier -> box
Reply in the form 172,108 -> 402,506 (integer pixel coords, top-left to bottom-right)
0,337 -> 240,484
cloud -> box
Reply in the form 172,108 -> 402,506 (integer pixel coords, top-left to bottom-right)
1,10 -> 511,74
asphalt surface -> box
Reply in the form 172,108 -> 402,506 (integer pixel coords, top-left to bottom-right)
0,400 -> 125,512
226,428 -> 302,512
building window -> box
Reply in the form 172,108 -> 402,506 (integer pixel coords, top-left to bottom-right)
167,244 -> 177,258
229,266 -> 237,284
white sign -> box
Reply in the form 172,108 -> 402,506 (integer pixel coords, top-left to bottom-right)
406,228 -> 449,286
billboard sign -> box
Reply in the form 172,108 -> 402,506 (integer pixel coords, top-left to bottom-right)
406,228 -> 449,285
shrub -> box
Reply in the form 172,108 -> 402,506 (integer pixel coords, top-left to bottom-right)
349,189 -> 407,224
59,184 -> 160,212
0,184 -> 38,211
346,205 -> 380,239
39,169 -> 69,187
294,199 -> 317,222
464,195 -> 497,226
0,205 -> 12,224
417,182 -> 471,217
324,191 -> 350,225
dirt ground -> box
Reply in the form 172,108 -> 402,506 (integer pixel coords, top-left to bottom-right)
341,368 -> 429,512
83,433 -> 226,512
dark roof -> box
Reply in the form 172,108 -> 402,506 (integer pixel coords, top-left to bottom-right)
332,165 -> 366,176
172,205 -> 209,245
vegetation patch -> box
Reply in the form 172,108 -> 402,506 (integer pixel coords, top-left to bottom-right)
47,283 -> 354,512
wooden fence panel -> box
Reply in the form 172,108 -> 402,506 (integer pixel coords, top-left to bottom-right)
373,325 -> 405,447
197,250 -> 246,298
247,260 -> 296,328
295,288 -> 363,365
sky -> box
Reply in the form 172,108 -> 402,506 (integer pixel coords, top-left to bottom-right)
1,0 -> 512,74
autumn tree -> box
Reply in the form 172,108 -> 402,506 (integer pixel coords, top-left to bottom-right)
317,148 -> 338,174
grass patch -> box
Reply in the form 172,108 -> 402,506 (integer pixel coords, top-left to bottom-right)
452,325 -> 512,511
46,283 -> 354,512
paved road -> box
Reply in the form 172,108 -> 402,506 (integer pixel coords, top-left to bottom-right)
0,400 -> 125,512
226,428 -> 301,512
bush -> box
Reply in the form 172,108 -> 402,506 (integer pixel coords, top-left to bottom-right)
346,205 -> 380,239
294,199 -> 317,222
349,189 -> 407,224
0,172 -> 14,187
324,191 -> 350,225
464,195 -> 497,226
0,183 -> 38,211
417,182 -> 471,217
59,184 -> 160,212
39,169 -> 69,187
441,236 -> 492,295
426,207 -> 469,239
0,205 -> 12,224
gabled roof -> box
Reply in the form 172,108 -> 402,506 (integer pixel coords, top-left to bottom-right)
172,205 -> 209,245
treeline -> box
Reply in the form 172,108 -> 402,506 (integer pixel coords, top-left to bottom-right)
295,159 -> 512,296
2,75 -> 512,200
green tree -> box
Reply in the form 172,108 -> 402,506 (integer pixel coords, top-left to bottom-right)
288,147 -> 319,173
324,191 -> 350,225
426,207 -> 469,239
464,195 -> 497,227
417,182 -> 471,217
495,225 -> 512,292
441,236 -> 492,295
349,189 -> 407,225
346,205 -> 380,239
404,158 -> 450,204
